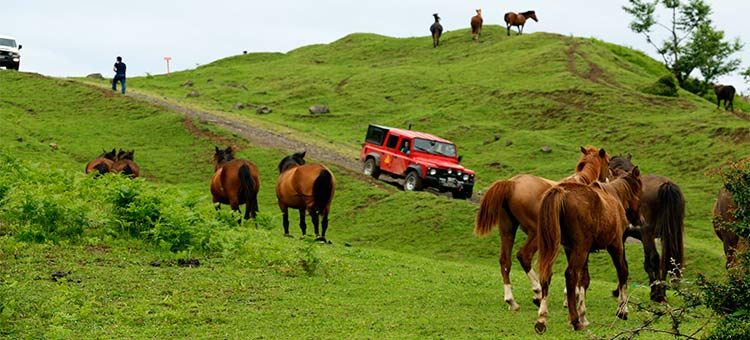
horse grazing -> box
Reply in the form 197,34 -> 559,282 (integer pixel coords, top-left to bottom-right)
713,188 -> 747,268
85,148 -> 117,175
535,167 -> 642,333
474,146 -> 610,311
276,151 -> 335,242
111,149 -> 141,178
504,11 -> 538,36
610,155 -> 685,302
714,84 -> 736,111
210,146 -> 260,221
430,13 -> 443,48
470,9 -> 483,41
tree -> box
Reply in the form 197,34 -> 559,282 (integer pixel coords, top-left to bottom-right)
623,0 -> 743,89
743,67 -> 750,83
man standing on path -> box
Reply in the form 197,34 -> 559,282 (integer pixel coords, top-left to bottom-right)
112,56 -> 126,94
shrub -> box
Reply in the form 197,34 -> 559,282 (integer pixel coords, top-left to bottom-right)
640,74 -> 678,97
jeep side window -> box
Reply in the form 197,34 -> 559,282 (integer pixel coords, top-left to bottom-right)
385,135 -> 399,149
399,139 -> 410,154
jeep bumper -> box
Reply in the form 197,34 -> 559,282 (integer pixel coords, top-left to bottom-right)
424,175 -> 474,192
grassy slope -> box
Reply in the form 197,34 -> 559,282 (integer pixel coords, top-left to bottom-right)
127,27 -> 746,270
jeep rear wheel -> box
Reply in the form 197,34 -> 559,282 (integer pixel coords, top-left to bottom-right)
363,158 -> 380,179
404,171 -> 423,192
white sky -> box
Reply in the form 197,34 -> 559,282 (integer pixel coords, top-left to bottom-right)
5,0 -> 750,91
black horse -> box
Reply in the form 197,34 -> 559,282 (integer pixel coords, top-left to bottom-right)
714,84 -> 736,111
610,155 -> 685,302
430,13 -> 443,48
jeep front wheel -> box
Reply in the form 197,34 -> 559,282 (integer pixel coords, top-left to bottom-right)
404,171 -> 423,192
363,158 -> 380,179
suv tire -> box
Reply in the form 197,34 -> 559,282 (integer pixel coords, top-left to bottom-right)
452,188 -> 473,200
363,158 -> 380,179
404,171 -> 423,192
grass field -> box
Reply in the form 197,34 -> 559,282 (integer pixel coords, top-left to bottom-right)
1,27 -> 746,338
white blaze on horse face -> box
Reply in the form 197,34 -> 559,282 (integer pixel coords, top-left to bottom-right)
504,284 -> 520,311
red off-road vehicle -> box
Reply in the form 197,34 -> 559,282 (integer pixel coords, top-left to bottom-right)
360,124 -> 476,199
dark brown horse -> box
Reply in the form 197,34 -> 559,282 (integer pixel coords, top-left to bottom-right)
430,13 -> 443,48
210,146 -> 260,221
535,167 -> 642,333
470,9 -> 483,41
713,188 -> 747,268
85,148 -> 116,175
610,155 -> 685,302
276,151 -> 335,242
474,146 -> 610,311
714,84 -> 736,111
111,149 -> 141,178
504,10 -> 538,36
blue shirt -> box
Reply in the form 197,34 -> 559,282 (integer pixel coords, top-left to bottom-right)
114,62 -> 126,76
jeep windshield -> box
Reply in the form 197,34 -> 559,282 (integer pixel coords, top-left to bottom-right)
0,38 -> 16,48
413,138 -> 457,157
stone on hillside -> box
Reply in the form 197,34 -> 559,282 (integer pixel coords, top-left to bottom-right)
186,90 -> 200,98
182,80 -> 194,87
540,145 -> 552,153
234,102 -> 246,110
16,136 -> 23,142
309,105 -> 330,115
86,73 -> 104,80
49,143 -> 58,150
505,140 -> 513,146
256,105 -> 272,114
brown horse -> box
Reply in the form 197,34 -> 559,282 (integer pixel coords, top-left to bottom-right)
714,84 -> 736,111
610,155 -> 685,302
210,146 -> 260,221
535,167 -> 642,333
713,187 -> 747,268
111,149 -> 141,178
85,148 -> 117,175
474,146 -> 610,311
504,10 -> 538,36
276,151 -> 335,242
470,9 -> 483,41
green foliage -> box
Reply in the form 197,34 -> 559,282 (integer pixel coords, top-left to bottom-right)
640,74 -> 679,97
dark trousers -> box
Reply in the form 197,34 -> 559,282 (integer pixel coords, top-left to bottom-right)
112,74 -> 126,94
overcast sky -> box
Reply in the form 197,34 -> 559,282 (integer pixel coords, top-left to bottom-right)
5,0 -> 750,91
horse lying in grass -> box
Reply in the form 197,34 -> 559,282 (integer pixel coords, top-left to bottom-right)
474,146 -> 610,311
85,148 -> 117,175
211,146 -> 260,222
535,167 -> 642,333
276,151 -> 335,242
111,149 -> 141,178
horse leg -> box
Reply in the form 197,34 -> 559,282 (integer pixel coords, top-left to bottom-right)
282,208 -> 291,237
230,198 -> 242,224
311,211 -> 321,240
608,243 -> 630,320
507,24 -> 511,36
499,225 -> 521,311
519,24 -> 524,35
298,208 -> 307,237
577,258 -> 591,328
518,228 -> 542,306
534,247 -> 555,334
642,226 -> 665,302
565,249 -> 587,331
320,212 -> 329,241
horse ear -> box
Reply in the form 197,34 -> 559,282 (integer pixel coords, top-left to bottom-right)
599,148 -> 606,158
215,146 -> 220,153
296,151 -> 306,159
632,166 -> 640,177
580,146 -> 586,154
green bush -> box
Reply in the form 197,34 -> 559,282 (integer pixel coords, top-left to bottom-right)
640,74 -> 679,97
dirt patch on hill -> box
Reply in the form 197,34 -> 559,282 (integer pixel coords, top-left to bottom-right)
182,117 -> 245,150
566,39 -> 620,88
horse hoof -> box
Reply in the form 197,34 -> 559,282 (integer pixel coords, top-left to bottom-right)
532,298 -> 541,307
612,289 -> 619,297
315,237 -> 327,243
573,321 -> 586,331
617,311 -> 628,320
534,322 -> 547,334
506,300 -> 520,311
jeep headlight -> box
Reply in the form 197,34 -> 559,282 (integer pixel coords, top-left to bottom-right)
429,168 -> 437,176
447,169 -> 452,174
462,174 -> 470,181
457,170 -> 463,176
12,58 -> 19,62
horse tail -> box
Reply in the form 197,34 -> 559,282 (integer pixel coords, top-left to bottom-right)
504,13 -> 511,23
654,181 -> 685,277
238,164 -> 257,213
313,169 -> 334,214
474,180 -> 514,236
94,162 -> 109,175
538,186 -> 565,288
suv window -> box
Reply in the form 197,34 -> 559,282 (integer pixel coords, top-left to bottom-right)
398,139 -> 411,154
386,135 -> 399,149
0,38 -> 16,48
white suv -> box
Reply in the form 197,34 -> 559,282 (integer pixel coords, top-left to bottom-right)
0,35 -> 21,70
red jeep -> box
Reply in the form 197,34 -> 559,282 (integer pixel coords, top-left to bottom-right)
360,124 -> 476,199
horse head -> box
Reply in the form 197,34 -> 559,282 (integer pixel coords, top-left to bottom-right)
525,10 -> 538,22
476,9 -> 482,16
116,149 -> 135,161
620,166 -> 643,226
278,151 -> 306,173
213,146 -> 235,168
433,13 -> 440,21
576,146 -> 610,183
102,148 -> 117,160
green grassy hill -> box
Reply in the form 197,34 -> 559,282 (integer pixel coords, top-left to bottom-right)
1,26 -> 745,337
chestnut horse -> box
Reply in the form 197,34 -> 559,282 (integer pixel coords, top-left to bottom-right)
535,167 -> 642,333
111,149 -> 141,178
85,148 -> 116,175
474,146 -> 610,311
610,155 -> 685,302
713,188 -> 747,268
276,151 -> 335,242
210,146 -> 260,221
470,9 -> 483,41
504,11 -> 538,36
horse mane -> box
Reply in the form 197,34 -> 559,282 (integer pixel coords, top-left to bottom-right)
598,170 -> 641,207
522,10 -> 535,16
278,154 -> 305,173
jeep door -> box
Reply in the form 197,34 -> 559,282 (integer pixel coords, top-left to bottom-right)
390,138 -> 412,175
379,134 -> 401,173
